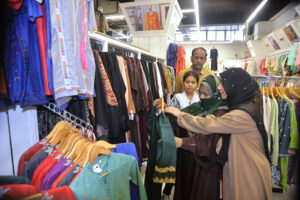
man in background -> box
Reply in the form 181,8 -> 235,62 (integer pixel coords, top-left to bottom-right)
174,47 -> 214,94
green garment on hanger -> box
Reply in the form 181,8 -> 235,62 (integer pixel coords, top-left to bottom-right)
284,97 -> 299,149
69,152 -> 147,200
152,108 -> 177,183
270,98 -> 279,166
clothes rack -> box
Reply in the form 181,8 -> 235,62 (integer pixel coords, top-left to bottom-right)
141,54 -> 157,62
42,103 -> 95,141
108,45 -> 138,57
90,39 -> 103,52
252,74 -> 300,81
89,31 -> 165,61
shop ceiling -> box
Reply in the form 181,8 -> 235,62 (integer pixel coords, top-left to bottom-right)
103,0 -> 293,33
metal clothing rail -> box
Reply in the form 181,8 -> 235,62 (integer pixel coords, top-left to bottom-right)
252,73 -> 300,81
42,103 -> 96,141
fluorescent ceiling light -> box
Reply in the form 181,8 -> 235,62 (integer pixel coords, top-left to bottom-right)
182,9 -> 195,13
193,0 -> 200,31
106,15 -> 125,20
246,0 -> 268,23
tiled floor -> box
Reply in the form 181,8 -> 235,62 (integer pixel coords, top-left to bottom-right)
141,163 -> 297,200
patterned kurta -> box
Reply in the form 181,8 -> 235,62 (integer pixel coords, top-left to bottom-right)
69,152 -> 147,200
49,0 -> 97,108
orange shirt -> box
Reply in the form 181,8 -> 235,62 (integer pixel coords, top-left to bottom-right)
144,12 -> 161,30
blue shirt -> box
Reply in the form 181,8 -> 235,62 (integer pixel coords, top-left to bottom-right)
5,0 -> 48,107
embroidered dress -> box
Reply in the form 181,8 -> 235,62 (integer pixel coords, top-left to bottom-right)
5,0 -> 49,107
145,107 -> 176,200
49,0 -> 97,108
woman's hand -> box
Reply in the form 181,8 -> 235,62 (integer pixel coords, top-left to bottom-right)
164,107 -> 181,117
153,99 -> 167,109
174,137 -> 183,149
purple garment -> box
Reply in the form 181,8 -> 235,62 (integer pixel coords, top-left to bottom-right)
40,158 -> 73,191
112,142 -> 140,200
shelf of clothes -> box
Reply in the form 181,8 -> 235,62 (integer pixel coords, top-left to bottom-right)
255,77 -> 300,191
258,43 -> 300,76
0,121 -> 147,200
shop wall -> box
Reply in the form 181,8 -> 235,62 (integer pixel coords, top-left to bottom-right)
181,42 -> 248,60
0,107 -> 39,176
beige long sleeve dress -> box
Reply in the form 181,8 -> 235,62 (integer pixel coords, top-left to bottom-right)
177,109 -> 272,200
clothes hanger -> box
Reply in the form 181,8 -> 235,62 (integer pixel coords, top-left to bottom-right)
59,123 -> 82,153
95,140 -> 116,149
79,144 -> 95,166
56,131 -> 74,152
269,80 -> 275,99
50,125 -> 72,147
60,133 -> 81,154
86,144 -> 110,166
65,137 -> 88,159
45,121 -> 65,140
274,86 -> 283,99
74,142 -> 94,166
64,133 -> 85,157
22,193 -> 42,200
68,139 -> 91,161
288,87 -> 300,99
49,121 -> 71,143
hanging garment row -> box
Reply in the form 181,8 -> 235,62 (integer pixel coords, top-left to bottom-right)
247,41 -> 300,76
0,121 -> 147,200
1,0 -> 178,167
2,0 -> 99,109
166,43 -> 186,76
90,43 -> 175,164
254,76 -> 300,191
259,53 -> 289,76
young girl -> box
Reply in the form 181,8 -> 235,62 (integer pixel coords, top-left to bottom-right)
170,71 -> 200,109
